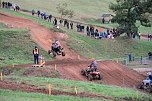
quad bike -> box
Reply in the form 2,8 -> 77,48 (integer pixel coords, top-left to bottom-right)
48,46 -> 65,57
137,77 -> 152,93
81,67 -> 102,81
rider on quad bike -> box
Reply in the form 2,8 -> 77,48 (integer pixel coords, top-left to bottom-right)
81,58 -> 101,81
48,39 -> 65,57
87,58 -> 98,72
51,39 -> 62,55
143,72 -> 152,85
138,72 -> 152,92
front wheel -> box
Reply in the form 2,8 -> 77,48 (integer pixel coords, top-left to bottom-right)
48,50 -> 51,55
88,74 -> 93,81
52,51 -> 57,57
137,83 -> 144,89
98,74 -> 102,80
146,85 -> 152,93
62,51 -> 65,56
81,70 -> 85,75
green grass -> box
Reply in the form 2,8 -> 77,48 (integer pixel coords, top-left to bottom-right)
1,8 -> 152,60
0,23 -> 8,28
0,89 -> 106,101
3,0 -> 152,34
3,0 -> 115,20
4,75 -> 152,100
67,30 -> 152,60
0,28 -> 52,67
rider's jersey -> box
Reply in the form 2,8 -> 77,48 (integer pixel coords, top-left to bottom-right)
90,61 -> 98,69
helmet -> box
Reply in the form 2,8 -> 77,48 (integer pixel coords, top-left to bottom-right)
91,58 -> 96,61
55,38 -> 58,42
147,72 -> 152,75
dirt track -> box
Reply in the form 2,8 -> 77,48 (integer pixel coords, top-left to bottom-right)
0,11 -> 145,94
0,11 -> 80,60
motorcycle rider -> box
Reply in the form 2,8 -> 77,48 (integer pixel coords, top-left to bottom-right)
89,58 -> 98,72
51,39 -> 61,54
143,72 -> 152,85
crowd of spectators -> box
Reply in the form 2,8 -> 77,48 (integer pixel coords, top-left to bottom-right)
2,2 -> 151,41
1,1 -> 20,11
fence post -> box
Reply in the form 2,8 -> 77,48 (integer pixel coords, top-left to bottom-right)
78,55 -> 80,60
125,59 -> 128,66
54,64 -> 56,71
74,86 -> 78,95
140,56 -> 142,64
48,84 -> 51,95
13,64 -> 15,68
0,72 -> 2,81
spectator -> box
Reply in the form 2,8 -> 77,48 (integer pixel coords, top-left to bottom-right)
86,26 -> 90,36
102,17 -> 105,24
43,13 -> 47,20
67,21 -> 69,29
40,13 -> 43,19
8,2 -> 12,9
64,19 -> 67,27
76,23 -> 80,32
33,46 -> 39,64
37,10 -> 41,17
13,4 -> 16,11
2,1 -> 5,8
48,14 -> 52,22
138,32 -> 141,39
15,5 -> 20,11
32,9 -> 35,16
59,19 -> 63,24
70,22 -> 73,29
53,18 -> 57,26
150,34 -> 152,41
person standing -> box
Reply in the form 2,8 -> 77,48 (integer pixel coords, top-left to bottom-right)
48,14 -> 52,22
53,18 -> 57,26
37,10 -> 40,17
33,46 -> 39,64
32,9 -> 35,16
70,22 -> 73,29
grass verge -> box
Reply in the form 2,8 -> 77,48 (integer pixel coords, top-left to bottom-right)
0,89 -> 106,101
0,28 -> 52,67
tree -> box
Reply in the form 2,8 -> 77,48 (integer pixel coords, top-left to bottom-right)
110,0 -> 152,37
56,3 -> 74,19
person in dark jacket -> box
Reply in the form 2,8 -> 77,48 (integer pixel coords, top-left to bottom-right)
32,9 -> 35,16
48,14 -> 52,22
33,46 -> 39,64
89,58 -> 98,72
53,18 -> 57,26
70,22 -> 73,29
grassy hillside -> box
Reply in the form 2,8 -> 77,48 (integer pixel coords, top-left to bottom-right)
67,30 -> 152,60
2,74 -> 152,101
3,0 -> 152,34
0,24 -> 52,67
1,9 -> 152,60
4,0 -> 115,20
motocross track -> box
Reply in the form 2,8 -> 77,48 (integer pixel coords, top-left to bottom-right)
0,11 -> 145,92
